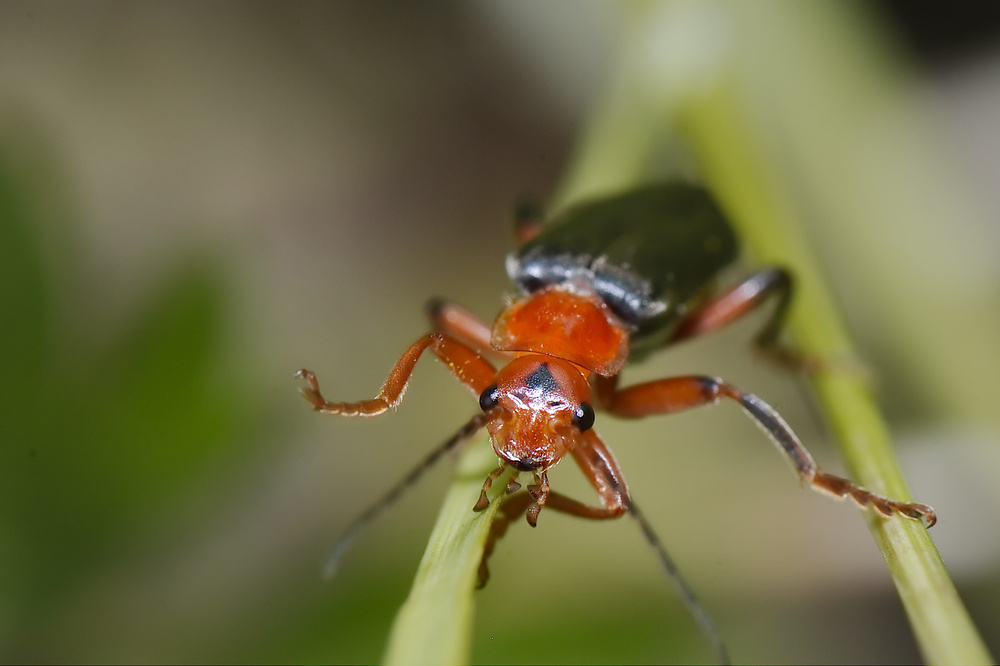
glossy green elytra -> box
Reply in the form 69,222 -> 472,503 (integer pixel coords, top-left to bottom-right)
509,184 -> 739,360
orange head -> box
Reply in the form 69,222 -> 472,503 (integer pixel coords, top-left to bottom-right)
478,354 -> 595,473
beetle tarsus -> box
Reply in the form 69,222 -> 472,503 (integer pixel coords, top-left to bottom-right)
474,464 -> 509,512
810,471 -> 937,527
524,472 -> 551,526
295,368 -> 384,415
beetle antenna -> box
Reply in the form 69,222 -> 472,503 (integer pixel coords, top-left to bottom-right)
628,501 -> 729,665
323,412 -> 490,579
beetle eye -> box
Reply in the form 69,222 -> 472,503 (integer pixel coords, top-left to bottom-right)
572,402 -> 595,432
479,384 -> 500,412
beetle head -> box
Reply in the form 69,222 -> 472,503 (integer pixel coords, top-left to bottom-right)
478,354 -> 595,473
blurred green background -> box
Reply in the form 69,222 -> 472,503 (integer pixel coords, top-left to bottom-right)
0,1 -> 997,663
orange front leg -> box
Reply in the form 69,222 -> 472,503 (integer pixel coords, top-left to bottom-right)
548,430 -> 631,519
425,298 -> 495,352
520,430 -> 632,526
606,375 -> 936,527
296,332 -> 497,416
477,429 -> 629,585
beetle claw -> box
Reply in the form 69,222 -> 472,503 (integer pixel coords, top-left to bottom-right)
526,502 -> 540,527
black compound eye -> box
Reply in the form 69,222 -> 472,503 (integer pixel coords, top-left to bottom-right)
572,402 -> 595,432
479,384 -> 500,412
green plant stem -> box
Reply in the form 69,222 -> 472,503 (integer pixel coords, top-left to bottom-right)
382,439 -> 512,666
680,78 -> 991,665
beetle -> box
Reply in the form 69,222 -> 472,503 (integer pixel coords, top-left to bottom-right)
296,183 -> 935,658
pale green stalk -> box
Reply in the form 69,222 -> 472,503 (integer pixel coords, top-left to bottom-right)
381,441 -> 512,666
681,77 -> 991,665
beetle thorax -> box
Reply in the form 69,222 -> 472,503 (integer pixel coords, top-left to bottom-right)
490,283 -> 629,376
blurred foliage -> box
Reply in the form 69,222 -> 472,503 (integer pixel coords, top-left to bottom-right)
0,146 -> 252,657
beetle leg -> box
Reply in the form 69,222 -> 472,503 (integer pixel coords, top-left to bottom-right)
477,491 -> 534,587
554,430 -> 631,517
425,298 -> 495,351
494,430 -> 630,540
477,430 -> 629,585
473,463 -> 510,511
590,374 -> 619,411
606,375 -> 936,527
528,431 -> 632,525
296,333 -> 497,416
669,267 -> 815,370
513,196 -> 544,244
525,472 -> 550,526
669,267 -> 790,345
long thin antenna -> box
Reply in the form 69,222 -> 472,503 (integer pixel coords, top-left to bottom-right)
628,501 -> 730,665
323,412 -> 490,578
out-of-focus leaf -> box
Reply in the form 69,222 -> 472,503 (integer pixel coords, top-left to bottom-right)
0,152 -> 250,658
